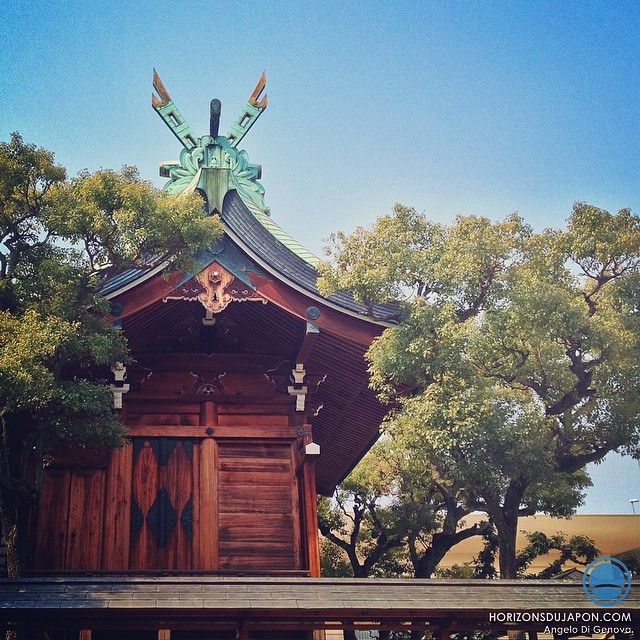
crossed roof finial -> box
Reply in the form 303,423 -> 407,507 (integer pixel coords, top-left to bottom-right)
151,70 -> 269,217
152,70 -> 267,150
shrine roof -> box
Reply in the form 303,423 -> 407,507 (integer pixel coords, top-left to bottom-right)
221,191 -> 396,320
102,70 -> 397,324
101,263 -> 160,297
103,70 -> 395,323
102,191 -> 397,323
0,576 -> 637,633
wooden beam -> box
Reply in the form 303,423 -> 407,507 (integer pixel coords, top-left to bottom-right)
295,322 -> 320,367
134,353 -> 289,373
246,271 -> 386,347
124,424 -> 298,439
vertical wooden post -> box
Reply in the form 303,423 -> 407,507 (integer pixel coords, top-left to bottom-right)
302,456 -> 320,576
101,441 -> 133,569
199,400 -> 218,569
201,400 -> 216,428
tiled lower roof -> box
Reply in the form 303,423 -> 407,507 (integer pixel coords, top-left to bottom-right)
0,576 -> 636,633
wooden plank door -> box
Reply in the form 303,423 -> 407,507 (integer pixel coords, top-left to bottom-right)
128,437 -> 197,570
33,469 -> 70,570
65,469 -> 106,569
217,441 -> 299,571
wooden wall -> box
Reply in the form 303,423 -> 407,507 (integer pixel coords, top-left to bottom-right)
31,365 -> 318,576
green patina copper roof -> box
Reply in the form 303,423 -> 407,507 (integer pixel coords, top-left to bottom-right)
152,70 -> 320,267
250,208 -> 320,266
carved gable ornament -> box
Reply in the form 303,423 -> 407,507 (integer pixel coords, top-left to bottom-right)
164,262 -> 266,315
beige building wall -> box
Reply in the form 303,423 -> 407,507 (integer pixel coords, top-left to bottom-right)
442,513 -> 640,574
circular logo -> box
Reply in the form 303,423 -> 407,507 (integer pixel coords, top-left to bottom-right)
582,556 -> 632,606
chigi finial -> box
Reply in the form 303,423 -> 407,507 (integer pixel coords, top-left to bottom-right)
151,70 -> 268,217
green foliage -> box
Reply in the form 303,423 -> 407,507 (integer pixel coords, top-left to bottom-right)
616,547 -> 640,577
434,563 -> 475,578
319,538 -> 352,577
318,204 -> 443,311
517,531 -> 599,578
317,445 -> 410,578
320,201 -> 640,577
49,166 -> 220,274
318,437 -> 486,579
0,133 -> 222,574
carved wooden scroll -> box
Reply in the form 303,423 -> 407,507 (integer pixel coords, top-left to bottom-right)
164,262 -> 266,315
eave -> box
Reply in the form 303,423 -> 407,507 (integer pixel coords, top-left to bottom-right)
1,576 -> 636,635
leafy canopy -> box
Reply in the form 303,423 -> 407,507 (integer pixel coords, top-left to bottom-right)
0,132 -> 223,575
319,202 -> 640,576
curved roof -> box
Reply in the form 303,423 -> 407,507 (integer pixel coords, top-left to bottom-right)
221,190 -> 397,321
103,189 -> 397,324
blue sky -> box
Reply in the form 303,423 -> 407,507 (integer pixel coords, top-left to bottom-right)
2,1 -> 639,514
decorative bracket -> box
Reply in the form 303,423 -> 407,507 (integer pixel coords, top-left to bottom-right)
267,329 -> 325,414
288,363 -> 308,412
164,262 -> 266,315
191,371 -> 226,396
110,362 -> 130,409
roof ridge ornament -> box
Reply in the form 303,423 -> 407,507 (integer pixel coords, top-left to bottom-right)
152,69 -> 199,150
152,70 -> 269,218
226,72 -> 267,147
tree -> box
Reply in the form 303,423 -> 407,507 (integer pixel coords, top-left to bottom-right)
469,527 -> 600,580
318,438 -> 487,580
385,435 -> 489,579
0,133 -> 222,575
318,440 -> 488,640
318,537 -> 352,577
318,203 -> 640,578
616,548 -> 640,578
317,443 -> 408,579
516,531 -> 599,578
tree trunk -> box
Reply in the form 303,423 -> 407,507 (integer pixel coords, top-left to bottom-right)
412,522 -> 484,578
487,478 -> 529,579
497,517 -> 519,579
488,483 -> 529,640
0,493 -> 31,577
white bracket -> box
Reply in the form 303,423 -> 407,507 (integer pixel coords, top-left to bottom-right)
202,308 -> 216,326
110,362 -> 130,410
305,442 -> 321,456
288,363 -> 307,411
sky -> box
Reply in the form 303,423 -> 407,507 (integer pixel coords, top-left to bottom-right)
1,1 -> 639,515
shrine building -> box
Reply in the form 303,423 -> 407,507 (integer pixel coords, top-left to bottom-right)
29,71 -> 395,579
